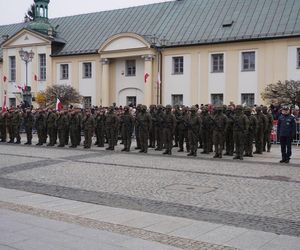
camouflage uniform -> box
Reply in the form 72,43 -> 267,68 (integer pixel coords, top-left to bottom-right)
23,110 -> 34,145
163,105 -> 176,155
187,106 -> 201,156
212,106 -> 228,158
233,106 -> 249,160
82,111 -> 95,149
105,107 -> 118,150
95,110 -> 106,147
12,110 -> 22,144
136,105 -> 152,153
201,107 -> 213,154
46,110 -> 57,146
35,109 -> 46,145
173,106 -> 181,147
0,111 -> 7,142
149,105 -> 156,148
56,112 -> 69,147
6,110 -> 13,143
69,111 -> 79,148
177,107 -> 190,152
120,106 -> 134,152
135,105 -> 142,150
254,107 -> 266,154
244,107 -> 257,157
262,106 -> 274,152
154,105 -> 165,151
224,107 -> 234,156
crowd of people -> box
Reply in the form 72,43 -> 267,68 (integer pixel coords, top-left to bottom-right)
0,103 -> 297,163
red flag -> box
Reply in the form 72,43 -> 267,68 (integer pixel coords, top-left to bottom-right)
3,76 -> 7,82
144,73 -> 150,83
34,74 -> 38,81
56,98 -> 62,111
2,91 -> 7,112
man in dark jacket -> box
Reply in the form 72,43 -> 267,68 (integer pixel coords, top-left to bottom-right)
277,106 -> 296,163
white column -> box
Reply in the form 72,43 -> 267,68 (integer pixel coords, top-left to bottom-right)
143,55 -> 154,107
101,58 -> 110,107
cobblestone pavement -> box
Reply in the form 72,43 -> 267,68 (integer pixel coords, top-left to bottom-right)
0,137 -> 300,249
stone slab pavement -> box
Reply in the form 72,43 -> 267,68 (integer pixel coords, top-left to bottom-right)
0,188 -> 300,250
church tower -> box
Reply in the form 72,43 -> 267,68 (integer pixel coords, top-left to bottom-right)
34,0 -> 50,20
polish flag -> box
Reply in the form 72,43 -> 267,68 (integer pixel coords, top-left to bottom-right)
3,76 -> 7,82
144,73 -> 150,83
157,72 -> 161,86
2,91 -> 7,112
34,74 -> 38,81
56,98 -> 62,111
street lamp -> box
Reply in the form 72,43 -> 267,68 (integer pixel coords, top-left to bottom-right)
19,48 -> 34,107
149,35 -> 167,105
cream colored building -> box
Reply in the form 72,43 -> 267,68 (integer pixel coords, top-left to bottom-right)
1,0 -> 300,108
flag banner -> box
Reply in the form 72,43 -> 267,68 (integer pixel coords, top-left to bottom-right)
34,74 -> 38,81
2,91 -> 7,112
3,76 -> 7,82
157,72 -> 161,86
144,73 -> 150,83
56,98 -> 62,111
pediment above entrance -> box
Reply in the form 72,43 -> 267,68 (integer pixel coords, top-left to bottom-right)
99,33 -> 150,53
2,29 -> 50,48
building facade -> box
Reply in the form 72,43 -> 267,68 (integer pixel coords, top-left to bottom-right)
1,0 -> 300,108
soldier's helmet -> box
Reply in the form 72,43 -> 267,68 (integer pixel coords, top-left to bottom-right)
124,106 -> 129,111
215,105 -> 223,111
244,107 -> 252,113
157,104 -> 163,110
166,105 -> 172,110
262,106 -> 268,111
190,105 -> 197,112
142,105 -> 147,111
236,105 -> 243,110
255,106 -> 262,112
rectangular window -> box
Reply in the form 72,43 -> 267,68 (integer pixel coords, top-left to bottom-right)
9,98 -> 16,108
39,54 -> 46,81
297,48 -> 300,69
60,64 -> 69,80
83,62 -> 92,78
126,96 -> 136,107
242,51 -> 255,71
241,93 -> 255,107
211,94 -> 224,106
172,57 -> 184,74
83,96 -> 92,109
9,56 -> 16,81
172,94 -> 183,106
211,53 -> 224,73
126,60 -> 136,76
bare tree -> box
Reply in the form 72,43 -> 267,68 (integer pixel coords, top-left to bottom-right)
261,80 -> 300,106
44,85 -> 82,108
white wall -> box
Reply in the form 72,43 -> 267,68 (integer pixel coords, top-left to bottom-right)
105,37 -> 146,51
163,54 -> 191,106
36,46 -> 47,92
115,57 -> 145,106
56,63 -> 72,85
287,46 -> 300,80
208,52 -> 226,103
79,61 -> 96,106
238,50 -> 258,104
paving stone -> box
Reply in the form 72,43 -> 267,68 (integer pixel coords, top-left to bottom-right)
259,234 -> 300,250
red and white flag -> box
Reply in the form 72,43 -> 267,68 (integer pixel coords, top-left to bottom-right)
3,76 -> 7,83
2,91 -> 7,112
34,74 -> 38,81
144,73 -> 150,83
56,98 -> 62,111
157,72 -> 161,86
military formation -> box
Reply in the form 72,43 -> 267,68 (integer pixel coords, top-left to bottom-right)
0,104 -> 275,160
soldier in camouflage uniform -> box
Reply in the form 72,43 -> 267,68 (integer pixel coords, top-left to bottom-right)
262,106 -> 274,152
6,109 -> 14,143
177,106 -> 190,152
35,109 -> 46,146
12,109 -> 22,144
149,105 -> 156,148
163,105 -> 176,155
56,111 -> 69,147
135,104 -> 142,150
105,106 -> 118,150
187,106 -> 201,157
69,110 -> 79,148
233,105 -> 249,160
254,107 -> 266,154
244,107 -> 257,157
82,110 -> 95,149
224,106 -> 234,156
136,105 -> 152,153
46,109 -> 57,146
154,105 -> 164,151
201,107 -> 213,154
0,110 -> 7,142
64,110 -> 70,145
173,105 -> 181,147
76,109 -> 83,145
212,106 -> 228,158
23,109 -> 34,145
95,109 -> 106,147
120,106 -> 134,152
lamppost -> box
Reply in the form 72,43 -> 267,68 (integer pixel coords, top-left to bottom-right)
19,48 -> 34,107
149,35 -> 167,105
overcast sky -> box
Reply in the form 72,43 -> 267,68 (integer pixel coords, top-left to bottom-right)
0,0 -> 169,25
